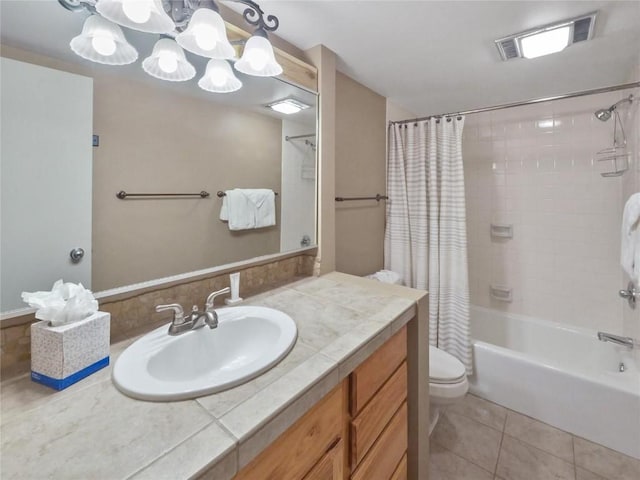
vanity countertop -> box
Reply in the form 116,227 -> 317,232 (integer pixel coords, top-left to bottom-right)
0,272 -> 426,479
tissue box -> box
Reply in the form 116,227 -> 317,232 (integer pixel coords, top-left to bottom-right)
30,311 -> 110,390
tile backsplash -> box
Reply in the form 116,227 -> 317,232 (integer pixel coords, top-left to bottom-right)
0,253 -> 315,378
463,88 -> 639,333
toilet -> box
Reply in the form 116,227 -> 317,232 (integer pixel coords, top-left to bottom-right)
429,345 -> 468,434
365,270 -> 469,433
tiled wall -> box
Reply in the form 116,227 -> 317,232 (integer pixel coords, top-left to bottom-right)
464,88 -> 639,334
622,67 -> 640,341
0,253 -> 315,378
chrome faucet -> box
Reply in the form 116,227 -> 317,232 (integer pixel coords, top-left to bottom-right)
205,287 -> 230,313
597,331 -> 635,349
155,287 -> 228,336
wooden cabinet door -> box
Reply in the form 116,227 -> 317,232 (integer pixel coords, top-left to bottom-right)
234,382 -> 345,480
303,439 -> 344,480
350,326 -> 407,416
351,402 -> 408,480
350,362 -> 407,467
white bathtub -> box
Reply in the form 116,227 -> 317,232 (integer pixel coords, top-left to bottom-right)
468,306 -> 640,459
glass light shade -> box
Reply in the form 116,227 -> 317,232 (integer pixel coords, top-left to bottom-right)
96,0 -> 174,34
142,38 -> 196,82
175,8 -> 235,59
198,59 -> 242,93
70,15 -> 138,65
520,26 -> 571,59
235,34 -> 282,77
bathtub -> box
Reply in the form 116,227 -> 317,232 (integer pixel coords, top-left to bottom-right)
468,306 -> 640,460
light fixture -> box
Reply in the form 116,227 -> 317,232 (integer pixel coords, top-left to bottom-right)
60,0 -> 285,91
96,0 -> 174,34
520,25 -> 571,59
198,59 -> 242,93
235,28 -> 283,77
495,11 -> 597,61
70,14 -> 138,65
267,98 -> 310,115
175,8 -> 235,59
142,38 -> 196,81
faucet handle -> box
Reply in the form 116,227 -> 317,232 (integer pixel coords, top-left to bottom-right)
155,303 -> 185,324
205,287 -> 231,311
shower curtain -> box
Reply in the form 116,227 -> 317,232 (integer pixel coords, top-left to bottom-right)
384,117 -> 472,373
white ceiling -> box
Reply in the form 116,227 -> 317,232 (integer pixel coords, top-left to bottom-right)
2,1 -> 638,118
231,0 -> 640,116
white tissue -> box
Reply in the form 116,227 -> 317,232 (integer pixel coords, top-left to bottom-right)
22,280 -> 98,326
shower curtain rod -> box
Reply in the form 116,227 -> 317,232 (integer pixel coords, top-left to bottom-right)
390,81 -> 640,125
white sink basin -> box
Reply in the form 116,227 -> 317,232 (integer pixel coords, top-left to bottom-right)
112,306 -> 297,401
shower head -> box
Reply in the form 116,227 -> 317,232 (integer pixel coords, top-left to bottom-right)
594,94 -> 634,121
595,108 -> 612,121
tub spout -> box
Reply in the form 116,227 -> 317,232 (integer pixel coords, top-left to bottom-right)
597,332 -> 635,348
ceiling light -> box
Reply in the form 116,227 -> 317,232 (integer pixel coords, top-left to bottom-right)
198,59 -> 242,93
235,29 -> 283,77
267,98 -> 310,115
70,15 -> 138,65
495,11 -> 597,61
175,8 -> 235,59
96,0 -> 174,34
520,25 -> 571,59
142,38 -> 196,81
60,0 -> 284,91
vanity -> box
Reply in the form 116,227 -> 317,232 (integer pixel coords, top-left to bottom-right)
0,272 -> 429,479
0,5 -> 429,476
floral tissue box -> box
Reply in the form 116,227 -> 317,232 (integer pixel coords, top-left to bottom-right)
30,311 -> 110,390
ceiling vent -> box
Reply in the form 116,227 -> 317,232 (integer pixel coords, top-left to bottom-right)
495,11 -> 597,61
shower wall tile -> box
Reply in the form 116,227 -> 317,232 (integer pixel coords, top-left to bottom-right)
463,88 -> 640,334
621,67 -> 640,342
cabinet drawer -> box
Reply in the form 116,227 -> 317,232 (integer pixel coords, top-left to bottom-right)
234,381 -> 345,480
390,453 -> 407,480
302,439 -> 344,480
350,326 -> 407,416
350,362 -> 407,467
351,402 -> 408,480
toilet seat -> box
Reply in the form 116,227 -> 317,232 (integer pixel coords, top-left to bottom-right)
429,345 -> 466,384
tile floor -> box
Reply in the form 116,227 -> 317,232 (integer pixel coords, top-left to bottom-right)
429,394 -> 640,480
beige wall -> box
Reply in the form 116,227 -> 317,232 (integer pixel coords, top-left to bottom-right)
1,46 -> 283,292
334,72 -> 387,276
92,76 -> 281,290
306,45 -> 337,275
386,99 -> 416,123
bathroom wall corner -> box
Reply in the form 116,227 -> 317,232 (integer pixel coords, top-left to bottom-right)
306,45 -> 337,275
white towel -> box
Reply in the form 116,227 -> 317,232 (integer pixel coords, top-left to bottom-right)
219,189 -> 276,230
621,192 -> 640,285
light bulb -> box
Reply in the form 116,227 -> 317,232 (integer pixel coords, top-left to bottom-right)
157,51 -> 178,73
91,34 -> 117,56
194,24 -> 217,51
122,0 -> 152,24
246,49 -> 268,71
208,66 -> 227,87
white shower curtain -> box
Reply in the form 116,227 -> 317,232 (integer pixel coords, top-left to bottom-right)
384,117 -> 472,373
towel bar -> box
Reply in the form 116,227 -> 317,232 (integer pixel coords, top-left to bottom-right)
216,191 -> 279,197
335,194 -> 388,202
116,191 -> 210,199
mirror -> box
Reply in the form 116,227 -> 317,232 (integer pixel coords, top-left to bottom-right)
0,1 -> 317,314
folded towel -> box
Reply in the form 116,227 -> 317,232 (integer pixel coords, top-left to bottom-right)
219,189 -> 276,231
365,270 -> 403,285
621,192 -> 640,284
